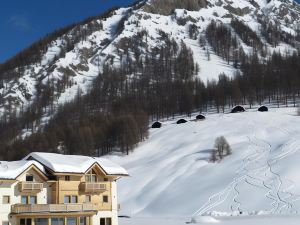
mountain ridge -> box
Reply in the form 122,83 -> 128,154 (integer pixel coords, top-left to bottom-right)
0,0 -> 299,115
0,0 -> 300,159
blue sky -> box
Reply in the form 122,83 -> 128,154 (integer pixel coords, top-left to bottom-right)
1,0 -> 300,63
0,0 -> 136,63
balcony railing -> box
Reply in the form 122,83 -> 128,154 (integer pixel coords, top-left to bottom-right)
19,182 -> 44,192
11,204 -> 98,214
80,182 -> 107,193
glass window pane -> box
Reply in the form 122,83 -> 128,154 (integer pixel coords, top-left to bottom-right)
30,196 -> 37,204
26,175 -> 34,182
67,218 -> 77,225
85,175 -> 91,183
20,219 -> 26,225
26,219 -> 32,225
100,218 -> 105,225
71,196 -> 77,203
103,195 -> 108,203
64,196 -> 70,204
21,196 -> 27,204
106,218 -> 112,225
35,218 -> 48,225
3,196 -> 10,204
85,195 -> 91,203
51,218 -> 64,225
80,217 -> 87,225
91,175 -> 97,182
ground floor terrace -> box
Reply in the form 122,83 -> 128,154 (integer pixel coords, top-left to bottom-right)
12,213 -> 113,225
9,203 -> 115,225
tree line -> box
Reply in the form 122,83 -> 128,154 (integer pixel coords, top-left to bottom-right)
0,19 -> 300,160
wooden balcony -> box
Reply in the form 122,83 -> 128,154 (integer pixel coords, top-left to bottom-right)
11,204 -> 98,214
80,182 -> 107,193
19,182 -> 44,192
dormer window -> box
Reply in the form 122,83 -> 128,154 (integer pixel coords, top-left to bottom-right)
85,170 -> 97,183
26,175 -> 34,182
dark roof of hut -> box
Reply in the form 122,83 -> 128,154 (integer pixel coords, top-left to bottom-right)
151,121 -> 162,128
177,119 -> 188,124
231,105 -> 245,113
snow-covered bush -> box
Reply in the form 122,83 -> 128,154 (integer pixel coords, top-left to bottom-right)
211,136 -> 232,162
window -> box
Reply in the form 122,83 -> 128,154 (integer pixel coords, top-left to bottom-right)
21,195 -> 36,204
103,195 -> 109,203
91,174 -> 97,182
71,195 -> 78,203
26,175 -> 34,182
30,196 -> 37,204
80,217 -> 87,225
67,218 -> 77,225
51,218 -> 64,225
21,196 -> 28,204
104,178 -> 109,182
20,219 -> 31,225
85,195 -> 91,203
106,218 -> 111,225
2,195 -> 10,204
85,170 -> 97,183
85,175 -> 91,183
34,218 -> 47,225
100,218 -> 105,225
100,218 -> 111,225
2,221 -> 9,225
64,195 -> 71,204
65,176 -> 70,181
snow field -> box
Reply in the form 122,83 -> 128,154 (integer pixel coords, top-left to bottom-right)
107,108 -> 300,219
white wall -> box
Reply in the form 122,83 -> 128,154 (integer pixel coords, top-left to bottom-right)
0,181 -> 18,225
93,181 -> 119,225
0,168 -> 49,225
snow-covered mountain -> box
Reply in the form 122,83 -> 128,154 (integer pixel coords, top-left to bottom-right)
0,0 -> 299,118
1,1 -> 300,223
108,107 -> 300,224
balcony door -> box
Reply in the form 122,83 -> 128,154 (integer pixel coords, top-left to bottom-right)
67,217 -> 77,225
20,219 -> 32,225
100,218 -> 111,225
34,218 -> 48,225
51,218 -> 64,225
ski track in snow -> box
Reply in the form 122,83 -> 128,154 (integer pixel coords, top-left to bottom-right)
193,118 -> 300,216
110,108 -> 300,218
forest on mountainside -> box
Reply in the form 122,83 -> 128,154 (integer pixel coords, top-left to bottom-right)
0,16 -> 300,160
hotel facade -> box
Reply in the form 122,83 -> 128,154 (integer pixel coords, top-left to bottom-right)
0,152 -> 128,225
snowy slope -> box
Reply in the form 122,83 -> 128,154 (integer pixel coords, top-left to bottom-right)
119,214 -> 300,225
108,107 -> 300,219
1,0 -> 300,122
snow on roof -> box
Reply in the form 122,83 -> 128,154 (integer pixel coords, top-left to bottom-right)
0,160 -> 46,180
24,152 -> 129,176
94,157 -> 129,176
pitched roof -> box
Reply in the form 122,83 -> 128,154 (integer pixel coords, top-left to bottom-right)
24,152 -> 129,176
0,160 -> 46,180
